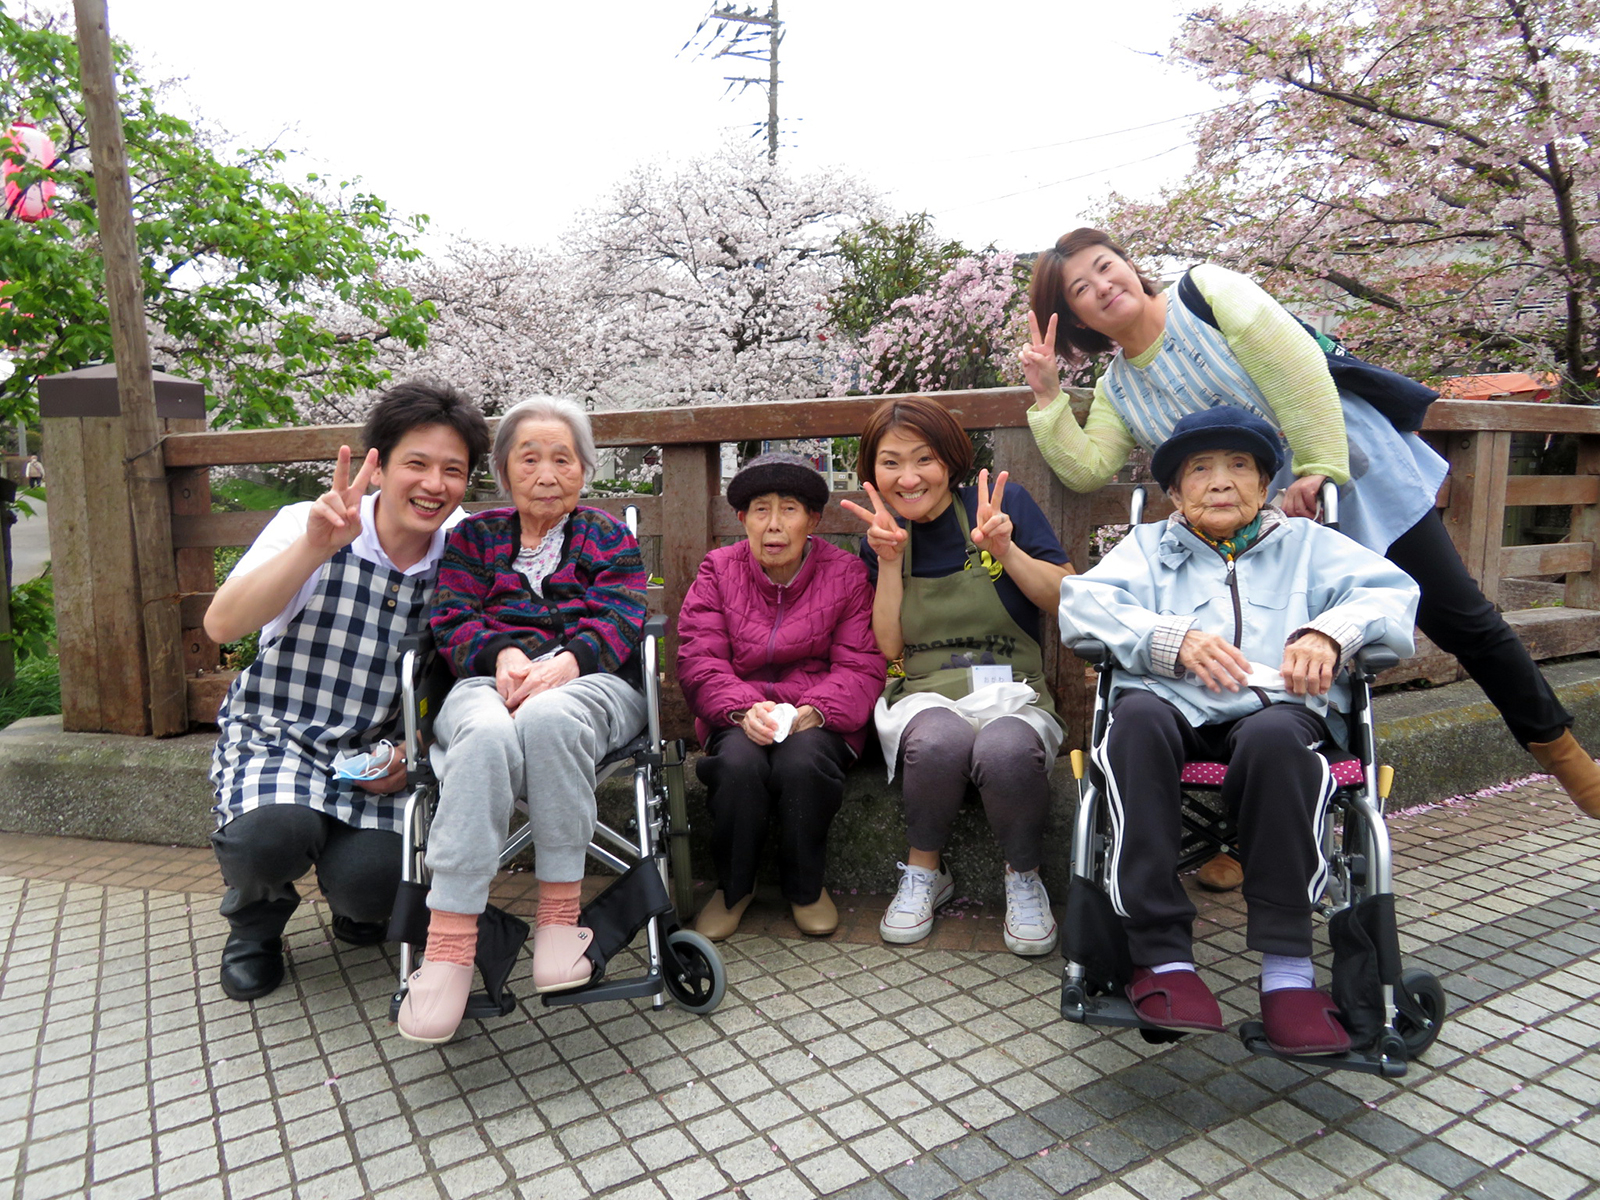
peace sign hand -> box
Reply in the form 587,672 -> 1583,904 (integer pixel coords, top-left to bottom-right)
840,482 -> 909,564
1019,310 -> 1063,407
970,469 -> 1013,560
306,445 -> 378,557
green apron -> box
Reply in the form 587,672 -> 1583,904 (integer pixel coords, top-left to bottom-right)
883,498 -> 1061,729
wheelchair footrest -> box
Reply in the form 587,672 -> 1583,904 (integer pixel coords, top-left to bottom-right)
1238,1020 -> 1408,1078
540,970 -> 663,1008
1061,981 -> 1163,1031
465,989 -> 519,1020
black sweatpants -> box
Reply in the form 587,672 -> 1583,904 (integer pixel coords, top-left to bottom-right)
696,726 -> 851,906
1386,509 -> 1570,746
212,804 -> 402,938
1098,691 -> 1336,965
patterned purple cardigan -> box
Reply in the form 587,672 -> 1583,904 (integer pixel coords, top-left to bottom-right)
430,506 -> 647,684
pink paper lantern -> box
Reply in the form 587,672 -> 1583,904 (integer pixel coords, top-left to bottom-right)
4,123 -> 56,222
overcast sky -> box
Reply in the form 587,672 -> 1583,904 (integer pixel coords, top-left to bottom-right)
105,0 -> 1225,256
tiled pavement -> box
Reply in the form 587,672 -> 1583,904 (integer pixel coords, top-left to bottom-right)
3,777 -> 1600,1200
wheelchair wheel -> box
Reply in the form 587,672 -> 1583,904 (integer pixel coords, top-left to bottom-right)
1395,968 -> 1446,1059
664,929 -> 726,1014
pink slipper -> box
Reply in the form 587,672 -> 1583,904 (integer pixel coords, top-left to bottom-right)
1261,987 -> 1352,1055
396,959 -> 474,1044
531,925 -> 595,994
1127,967 -> 1225,1032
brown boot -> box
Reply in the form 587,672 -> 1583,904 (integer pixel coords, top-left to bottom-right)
1529,731 -> 1600,818
791,890 -> 838,936
1196,852 -> 1243,892
693,890 -> 753,941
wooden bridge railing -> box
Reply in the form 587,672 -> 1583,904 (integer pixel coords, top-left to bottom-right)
39,387 -> 1600,750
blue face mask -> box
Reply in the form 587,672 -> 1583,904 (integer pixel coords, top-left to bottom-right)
333,739 -> 397,782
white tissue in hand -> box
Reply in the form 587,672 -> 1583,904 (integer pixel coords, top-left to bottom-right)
1243,663 -> 1286,690
769,703 -> 798,742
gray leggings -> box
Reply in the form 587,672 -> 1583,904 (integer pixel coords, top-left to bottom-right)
424,673 -> 647,914
899,709 -> 1050,873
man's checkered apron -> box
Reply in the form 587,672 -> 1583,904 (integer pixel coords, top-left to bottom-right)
210,548 -> 429,834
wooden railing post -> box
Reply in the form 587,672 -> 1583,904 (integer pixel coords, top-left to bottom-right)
1440,427 -> 1511,604
659,441 -> 720,738
39,410 -> 149,733
1566,432 -> 1600,610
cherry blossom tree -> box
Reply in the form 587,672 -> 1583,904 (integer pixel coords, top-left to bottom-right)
568,142 -> 882,407
835,249 -> 1030,396
350,143 -> 882,421
1099,0 -> 1600,397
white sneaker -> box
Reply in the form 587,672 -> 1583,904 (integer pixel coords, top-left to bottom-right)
879,860 -> 955,944
1003,867 -> 1059,956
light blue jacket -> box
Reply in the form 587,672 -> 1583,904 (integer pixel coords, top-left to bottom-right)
1058,508 -> 1419,738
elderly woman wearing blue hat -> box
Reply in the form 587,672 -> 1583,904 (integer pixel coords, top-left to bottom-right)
1058,408 -> 1420,1055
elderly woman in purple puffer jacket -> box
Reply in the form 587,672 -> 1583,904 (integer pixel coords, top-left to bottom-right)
677,453 -> 886,941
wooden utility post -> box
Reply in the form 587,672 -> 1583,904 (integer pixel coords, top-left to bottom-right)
71,0 -> 187,735
698,4 -> 783,161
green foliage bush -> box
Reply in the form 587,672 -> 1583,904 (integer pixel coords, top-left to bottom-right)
0,657 -> 60,727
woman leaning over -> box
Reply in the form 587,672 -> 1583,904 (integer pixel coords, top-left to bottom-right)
1022,228 -> 1600,836
842,398 -> 1073,956
677,453 -> 885,941
396,396 -> 648,1043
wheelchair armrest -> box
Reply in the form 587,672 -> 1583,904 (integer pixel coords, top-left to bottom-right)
1070,639 -> 1115,667
1354,645 -> 1398,674
399,628 -> 437,656
643,614 -> 669,640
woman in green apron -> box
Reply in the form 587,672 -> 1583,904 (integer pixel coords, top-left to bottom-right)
842,398 -> 1073,955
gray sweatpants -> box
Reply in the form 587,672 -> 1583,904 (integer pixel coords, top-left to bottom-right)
424,673 -> 647,914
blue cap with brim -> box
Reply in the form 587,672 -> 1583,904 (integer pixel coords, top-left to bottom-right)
1150,407 -> 1285,491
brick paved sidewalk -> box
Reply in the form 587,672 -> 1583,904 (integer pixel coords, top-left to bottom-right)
2,778 -> 1598,1200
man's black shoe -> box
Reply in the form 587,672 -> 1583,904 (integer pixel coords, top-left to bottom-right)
332,916 -> 388,947
219,934 -> 285,1001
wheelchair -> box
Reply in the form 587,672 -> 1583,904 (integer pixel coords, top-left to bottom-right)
385,525 -> 725,1027
1059,486 -> 1447,1078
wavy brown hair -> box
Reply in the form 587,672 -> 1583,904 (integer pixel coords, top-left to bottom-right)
1028,228 -> 1161,359
856,396 -> 975,487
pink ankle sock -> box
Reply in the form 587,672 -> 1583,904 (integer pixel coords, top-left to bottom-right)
537,880 -> 582,929
425,909 -> 479,966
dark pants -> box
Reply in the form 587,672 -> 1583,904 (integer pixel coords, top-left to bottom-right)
211,804 -> 402,938
900,709 -> 1050,873
695,726 -> 851,906
1100,692 -> 1336,964
1387,509 -> 1571,746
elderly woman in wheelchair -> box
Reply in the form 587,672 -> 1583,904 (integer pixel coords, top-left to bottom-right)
1058,408 -> 1420,1057
396,396 -> 649,1044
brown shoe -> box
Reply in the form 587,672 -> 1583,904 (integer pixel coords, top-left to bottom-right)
1529,730 -> 1600,818
1196,852 -> 1243,892
693,889 -> 753,941
790,890 -> 838,936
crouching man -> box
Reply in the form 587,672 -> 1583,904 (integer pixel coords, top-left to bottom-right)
205,381 -> 491,1001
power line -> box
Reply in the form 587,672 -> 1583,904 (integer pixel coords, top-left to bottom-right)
934,142 -> 1196,215
944,106 -> 1226,163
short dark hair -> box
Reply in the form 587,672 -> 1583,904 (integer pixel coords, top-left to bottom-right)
856,397 -> 975,486
362,379 -> 491,472
1028,228 -> 1161,360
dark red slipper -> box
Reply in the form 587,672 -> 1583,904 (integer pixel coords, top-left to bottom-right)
1260,987 -> 1352,1055
1126,967 -> 1225,1032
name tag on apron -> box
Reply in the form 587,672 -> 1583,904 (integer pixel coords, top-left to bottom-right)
969,664 -> 1014,691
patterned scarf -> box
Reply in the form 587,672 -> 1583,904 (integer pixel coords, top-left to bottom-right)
1186,512 -> 1264,561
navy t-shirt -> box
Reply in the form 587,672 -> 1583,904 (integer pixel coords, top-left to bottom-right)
859,483 -> 1070,645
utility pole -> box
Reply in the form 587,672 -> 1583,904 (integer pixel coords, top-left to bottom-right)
72,0 -> 188,735
684,3 -> 783,162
